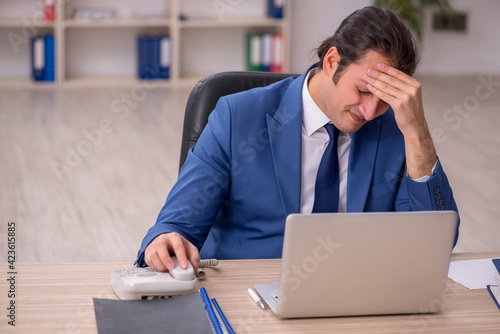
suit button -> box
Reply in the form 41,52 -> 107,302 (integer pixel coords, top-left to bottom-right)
434,186 -> 440,195
437,199 -> 443,206
438,205 -> 445,210
435,193 -> 441,200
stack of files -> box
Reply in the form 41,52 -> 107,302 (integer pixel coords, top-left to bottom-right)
267,0 -> 284,19
246,33 -> 284,73
487,258 -> 500,310
138,35 -> 170,80
31,35 -> 55,82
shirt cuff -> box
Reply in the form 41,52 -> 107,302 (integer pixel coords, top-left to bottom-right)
407,161 -> 437,183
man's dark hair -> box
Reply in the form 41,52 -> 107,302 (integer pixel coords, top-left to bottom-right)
316,6 -> 420,84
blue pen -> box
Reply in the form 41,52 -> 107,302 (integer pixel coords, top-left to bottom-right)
211,298 -> 235,334
199,288 -> 223,334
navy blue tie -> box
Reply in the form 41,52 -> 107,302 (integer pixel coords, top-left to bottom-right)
312,124 -> 340,213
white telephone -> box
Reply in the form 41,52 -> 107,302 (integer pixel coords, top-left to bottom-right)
111,257 -> 218,300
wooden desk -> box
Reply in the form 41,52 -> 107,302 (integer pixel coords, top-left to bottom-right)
1,253 -> 499,333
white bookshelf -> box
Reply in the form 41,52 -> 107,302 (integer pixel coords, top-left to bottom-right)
0,0 -> 290,88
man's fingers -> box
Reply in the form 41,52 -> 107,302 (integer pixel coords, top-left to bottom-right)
364,76 -> 400,101
365,68 -> 407,92
366,82 -> 396,106
375,63 -> 417,87
157,244 -> 175,271
169,233 -> 189,269
186,242 -> 201,271
150,254 -> 169,272
145,246 -> 169,272
144,232 -> 200,271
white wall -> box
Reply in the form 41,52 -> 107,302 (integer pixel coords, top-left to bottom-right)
289,0 -> 371,73
289,0 -> 500,76
420,0 -> 500,75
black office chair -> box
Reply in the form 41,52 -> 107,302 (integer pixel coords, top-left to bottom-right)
178,71 -> 298,171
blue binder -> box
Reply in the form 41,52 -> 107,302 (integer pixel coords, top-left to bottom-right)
44,35 -> 55,82
260,33 -> 272,72
31,37 -> 45,81
138,36 -> 150,79
267,0 -> 284,19
487,258 -> 500,310
138,35 -> 170,80
150,36 -> 160,78
159,36 -> 170,79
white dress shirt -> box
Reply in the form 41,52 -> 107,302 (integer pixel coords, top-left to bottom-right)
299,69 -> 433,214
300,69 -> 351,213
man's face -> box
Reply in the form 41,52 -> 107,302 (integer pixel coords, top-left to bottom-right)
320,50 -> 391,134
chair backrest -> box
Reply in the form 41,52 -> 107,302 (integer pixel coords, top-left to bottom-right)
179,71 -> 297,171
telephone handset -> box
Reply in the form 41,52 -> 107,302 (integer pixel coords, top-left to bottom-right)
111,257 -> 218,300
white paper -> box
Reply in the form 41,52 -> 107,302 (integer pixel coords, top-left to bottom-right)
447,258 -> 498,289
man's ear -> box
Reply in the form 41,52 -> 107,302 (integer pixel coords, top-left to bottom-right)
322,46 -> 340,76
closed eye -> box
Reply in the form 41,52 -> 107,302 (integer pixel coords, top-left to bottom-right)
357,89 -> 371,95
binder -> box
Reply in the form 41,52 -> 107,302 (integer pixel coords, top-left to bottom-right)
149,36 -> 160,78
44,35 -> 55,82
261,33 -> 272,72
487,285 -> 500,310
246,33 -> 262,71
159,36 -> 170,79
494,259 -> 500,285
138,35 -> 170,80
487,259 -> 500,310
267,0 -> 284,19
138,36 -> 150,79
270,33 -> 284,73
93,288 -> 226,334
31,35 -> 55,82
32,37 -> 45,81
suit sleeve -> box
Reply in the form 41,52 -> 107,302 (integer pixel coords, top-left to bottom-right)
395,157 -> 460,246
135,98 -> 233,266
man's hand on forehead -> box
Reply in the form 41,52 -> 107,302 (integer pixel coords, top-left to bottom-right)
363,63 -> 426,136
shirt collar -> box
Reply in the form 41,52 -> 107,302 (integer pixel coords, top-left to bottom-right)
302,68 -> 333,136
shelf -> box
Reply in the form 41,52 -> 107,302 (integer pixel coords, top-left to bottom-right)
62,76 -> 173,88
179,17 -> 284,29
63,18 -> 170,28
0,19 -> 55,28
0,0 -> 290,88
0,77 -> 56,88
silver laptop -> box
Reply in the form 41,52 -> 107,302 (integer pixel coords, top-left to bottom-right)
254,211 -> 458,318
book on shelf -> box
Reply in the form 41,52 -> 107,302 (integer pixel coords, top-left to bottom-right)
268,0 -> 284,19
31,35 -> 55,82
138,35 -> 170,80
246,32 -> 284,73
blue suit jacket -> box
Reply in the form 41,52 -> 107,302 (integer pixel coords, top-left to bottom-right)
136,67 -> 459,265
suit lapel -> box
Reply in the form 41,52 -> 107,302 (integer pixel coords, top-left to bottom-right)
347,118 -> 382,212
266,72 -> 306,216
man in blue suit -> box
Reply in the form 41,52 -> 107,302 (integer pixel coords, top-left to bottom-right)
136,6 -> 459,271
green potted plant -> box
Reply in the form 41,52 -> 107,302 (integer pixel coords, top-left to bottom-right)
373,0 -> 455,41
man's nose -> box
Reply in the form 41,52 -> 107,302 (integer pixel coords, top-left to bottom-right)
360,97 -> 388,121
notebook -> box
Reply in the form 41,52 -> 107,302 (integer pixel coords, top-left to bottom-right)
254,211 -> 458,318
93,288 -> 223,334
